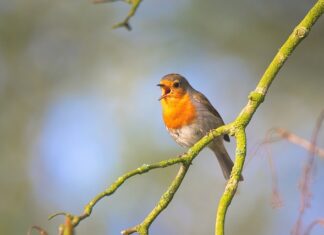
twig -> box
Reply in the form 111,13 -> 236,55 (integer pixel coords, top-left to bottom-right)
28,226 -> 48,235
304,219 -> 324,235
121,162 -> 191,234
265,128 -> 324,157
93,0 -> 143,30
266,143 -> 283,208
292,111 -> 324,235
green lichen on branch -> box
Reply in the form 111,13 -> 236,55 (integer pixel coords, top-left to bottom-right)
122,163 -> 191,235
215,1 -> 324,235
215,129 -> 246,235
58,125 -> 229,232
256,0 -> 324,94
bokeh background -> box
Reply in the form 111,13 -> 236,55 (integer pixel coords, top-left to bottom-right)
1,0 -> 324,234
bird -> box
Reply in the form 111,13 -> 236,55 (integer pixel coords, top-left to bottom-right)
157,73 -> 243,181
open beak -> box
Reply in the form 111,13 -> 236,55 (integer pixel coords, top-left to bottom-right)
158,94 -> 168,101
157,83 -> 170,101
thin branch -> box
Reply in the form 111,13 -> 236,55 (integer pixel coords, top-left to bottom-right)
28,226 -> 48,235
253,0 -> 324,97
93,0 -> 143,30
293,111 -> 324,235
71,156 -> 185,226
264,128 -> 324,157
304,219 -> 324,235
262,128 -> 284,208
55,126 -> 228,230
215,1 -> 324,235
266,143 -> 283,208
122,162 -> 191,235
215,129 -> 246,235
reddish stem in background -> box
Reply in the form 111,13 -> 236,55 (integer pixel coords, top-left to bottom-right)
293,111 -> 324,235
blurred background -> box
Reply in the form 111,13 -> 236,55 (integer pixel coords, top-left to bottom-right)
0,0 -> 324,234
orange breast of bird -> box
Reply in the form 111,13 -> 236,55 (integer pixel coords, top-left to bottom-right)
161,93 -> 197,129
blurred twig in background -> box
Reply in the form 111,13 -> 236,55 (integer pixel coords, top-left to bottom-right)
265,128 -> 324,158
260,111 -> 324,235
293,110 -> 324,235
93,0 -> 143,30
304,219 -> 324,235
261,124 -> 324,208
28,225 -> 48,235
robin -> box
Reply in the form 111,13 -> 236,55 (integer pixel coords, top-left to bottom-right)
158,73 -> 243,181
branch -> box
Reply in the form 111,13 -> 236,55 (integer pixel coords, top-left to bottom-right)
265,128 -> 324,157
121,163 -> 190,235
215,1 -> 324,235
53,125 -> 229,232
93,0 -> 143,30
215,129 -> 246,235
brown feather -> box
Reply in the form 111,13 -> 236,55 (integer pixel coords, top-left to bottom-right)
192,91 -> 230,142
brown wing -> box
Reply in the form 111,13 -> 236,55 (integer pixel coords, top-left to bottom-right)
192,91 -> 230,142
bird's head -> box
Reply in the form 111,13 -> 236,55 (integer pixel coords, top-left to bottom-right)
157,74 -> 191,101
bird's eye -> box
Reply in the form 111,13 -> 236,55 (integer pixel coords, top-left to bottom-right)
173,81 -> 180,88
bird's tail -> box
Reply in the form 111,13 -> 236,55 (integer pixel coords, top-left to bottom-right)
210,140 -> 244,181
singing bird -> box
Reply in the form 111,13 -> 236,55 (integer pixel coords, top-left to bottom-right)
158,73 -> 242,180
